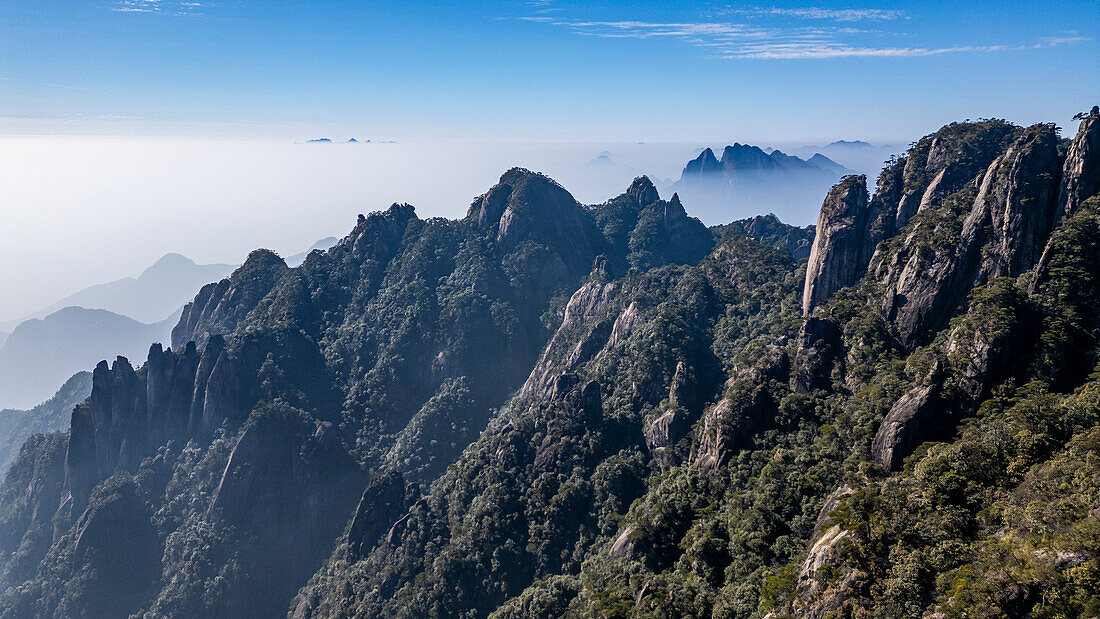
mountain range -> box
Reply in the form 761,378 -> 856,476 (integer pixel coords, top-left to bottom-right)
794,139 -> 902,181
0,372 -> 91,473
0,306 -> 176,409
0,240 -> 336,409
0,110 -> 1095,618
668,143 -> 855,224
0,253 -> 236,330
285,236 -> 339,267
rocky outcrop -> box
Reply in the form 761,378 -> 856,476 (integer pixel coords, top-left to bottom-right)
628,193 -> 715,269
172,249 -> 289,349
968,124 -> 1062,279
800,121 -> 1022,324
645,361 -> 701,459
791,317 -> 842,393
694,343 -> 788,472
608,524 -> 642,559
468,168 -> 607,277
591,177 -> 715,273
875,124 -> 1060,348
894,121 -> 1017,229
861,157 -> 906,263
522,280 -> 622,399
345,470 -> 419,560
1058,108 -> 1100,221
796,485 -> 854,601
711,214 -> 816,260
625,175 -> 660,207
62,474 -> 161,618
202,409 -> 366,618
872,281 -> 1028,470
66,341 -> 260,512
802,175 -> 869,315
870,382 -> 941,471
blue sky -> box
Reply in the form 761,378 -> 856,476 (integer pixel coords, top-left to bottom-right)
1,1 -> 1097,141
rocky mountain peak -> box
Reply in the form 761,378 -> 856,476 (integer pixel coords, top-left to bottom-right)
467,168 -> 606,276
893,119 -> 1018,229
682,148 -> 722,178
801,174 -> 869,315
721,143 -> 774,169
467,167 -> 578,227
1058,107 -> 1100,221
626,176 -> 660,207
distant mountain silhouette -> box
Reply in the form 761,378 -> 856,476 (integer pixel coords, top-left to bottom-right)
0,371 -> 91,473
285,236 -> 339,267
0,307 -> 175,409
794,140 -> 902,181
825,139 -> 874,149
1,253 -> 235,329
0,332 -> 7,349
668,144 -> 854,225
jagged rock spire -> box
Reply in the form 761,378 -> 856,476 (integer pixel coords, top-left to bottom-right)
1058,107 -> 1100,221
801,175 -> 869,315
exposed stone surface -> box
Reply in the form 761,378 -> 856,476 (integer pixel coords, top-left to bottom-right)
609,524 -> 640,559
695,343 -> 788,472
591,176 -> 715,274
66,342 -> 259,512
469,168 -> 607,276
645,361 -> 699,459
203,411 -> 366,617
64,474 -> 161,618
871,382 -> 941,471
802,175 -> 869,315
873,282 -> 1027,470
522,281 -> 621,399
968,124 -> 1062,279
172,249 -> 290,349
895,121 -> 1017,229
1058,109 -> 1100,221
870,123 -> 1062,348
791,317 -> 842,393
346,470 -> 418,560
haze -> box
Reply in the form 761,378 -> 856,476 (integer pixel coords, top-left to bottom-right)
2,0 -> 1097,321
0,136 -> 910,322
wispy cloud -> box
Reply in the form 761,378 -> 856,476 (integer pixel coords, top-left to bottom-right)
1041,35 -> 1091,47
519,6 -> 1084,60
725,44 -> 1013,60
730,7 -> 907,22
112,0 -> 206,15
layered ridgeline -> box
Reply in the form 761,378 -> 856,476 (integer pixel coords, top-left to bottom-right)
0,110 -> 1097,619
0,170 -> 718,617
668,144 -> 854,225
293,114 -> 1100,618
0,307 -> 175,409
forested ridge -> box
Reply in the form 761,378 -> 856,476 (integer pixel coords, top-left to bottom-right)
0,110 -> 1098,618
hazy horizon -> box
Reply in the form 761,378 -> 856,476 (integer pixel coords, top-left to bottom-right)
2,0 -> 1096,321
0,133 -> 914,322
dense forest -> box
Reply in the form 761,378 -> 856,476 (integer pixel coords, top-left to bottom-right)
0,110 -> 1097,618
